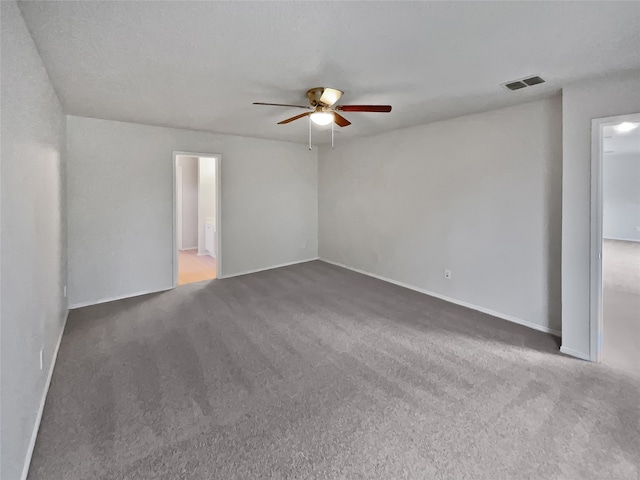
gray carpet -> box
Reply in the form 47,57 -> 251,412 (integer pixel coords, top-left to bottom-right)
603,239 -> 640,373
29,261 -> 639,480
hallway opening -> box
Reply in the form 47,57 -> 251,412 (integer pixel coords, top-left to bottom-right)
173,153 -> 221,286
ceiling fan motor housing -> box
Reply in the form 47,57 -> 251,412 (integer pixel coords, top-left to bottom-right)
306,87 -> 345,107
306,87 -> 326,106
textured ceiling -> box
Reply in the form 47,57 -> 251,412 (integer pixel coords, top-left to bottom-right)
18,1 -> 640,144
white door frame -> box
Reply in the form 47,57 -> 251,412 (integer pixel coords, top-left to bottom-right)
172,151 -> 222,286
589,112 -> 640,362
176,164 -> 183,250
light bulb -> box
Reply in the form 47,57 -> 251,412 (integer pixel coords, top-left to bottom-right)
310,111 -> 334,126
613,122 -> 639,134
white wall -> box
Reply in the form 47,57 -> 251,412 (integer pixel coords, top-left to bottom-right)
561,70 -> 640,359
319,96 -> 562,334
177,155 -> 198,249
603,153 -> 640,242
1,2 -> 68,479
66,116 -> 318,307
198,157 -> 216,256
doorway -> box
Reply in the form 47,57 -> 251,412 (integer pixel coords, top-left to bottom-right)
173,152 -> 221,286
591,113 -> 640,372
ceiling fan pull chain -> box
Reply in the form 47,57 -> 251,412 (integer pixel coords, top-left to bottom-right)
309,116 -> 312,150
331,121 -> 334,149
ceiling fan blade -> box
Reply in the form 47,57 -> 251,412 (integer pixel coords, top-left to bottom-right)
319,88 -> 344,106
333,112 -> 351,127
253,102 -> 311,110
277,112 -> 311,124
337,105 -> 392,112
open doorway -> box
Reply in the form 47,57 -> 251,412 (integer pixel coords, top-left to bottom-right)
173,152 -> 221,286
591,113 -> 640,372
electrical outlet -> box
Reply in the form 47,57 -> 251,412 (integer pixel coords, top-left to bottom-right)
63,285 -> 67,298
39,349 -> 43,370
444,269 -> 452,280
301,242 -> 306,249
636,226 -> 640,232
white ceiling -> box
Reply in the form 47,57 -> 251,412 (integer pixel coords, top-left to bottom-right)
18,1 -> 640,144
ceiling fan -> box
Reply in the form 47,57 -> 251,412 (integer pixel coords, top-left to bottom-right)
253,87 -> 392,127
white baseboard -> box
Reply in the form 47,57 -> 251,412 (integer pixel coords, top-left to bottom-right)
560,346 -> 592,361
69,286 -> 173,309
220,257 -> 319,279
320,258 -> 562,338
603,236 -> 640,243
179,246 -> 198,251
71,259 -> 320,307
21,309 -> 69,480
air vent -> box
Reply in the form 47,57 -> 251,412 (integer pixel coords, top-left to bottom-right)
505,81 -> 527,91
523,76 -> 545,86
501,75 -> 546,91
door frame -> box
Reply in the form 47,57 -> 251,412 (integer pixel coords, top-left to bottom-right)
176,163 -> 183,250
589,112 -> 640,362
172,151 -> 222,286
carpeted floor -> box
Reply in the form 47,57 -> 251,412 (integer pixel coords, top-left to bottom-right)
29,261 -> 639,480
603,239 -> 640,373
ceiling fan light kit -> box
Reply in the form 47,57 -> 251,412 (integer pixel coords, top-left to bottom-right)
253,87 -> 392,147
310,110 -> 334,126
